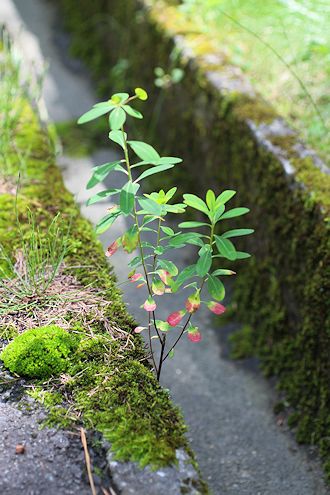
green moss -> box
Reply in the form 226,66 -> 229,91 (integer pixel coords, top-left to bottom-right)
0,326 -> 79,379
0,326 -> 19,342
28,387 -> 63,407
232,95 -> 276,124
71,355 -> 186,468
21,332 -> 186,468
229,324 -> 254,359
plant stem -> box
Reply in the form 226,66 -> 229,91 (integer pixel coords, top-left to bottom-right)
121,126 -> 162,374
121,126 -> 152,294
162,315 -> 192,361
148,312 -> 157,373
157,334 -> 166,381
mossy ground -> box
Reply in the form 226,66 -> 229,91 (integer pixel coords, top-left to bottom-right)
0,90 -> 190,470
57,0 -> 330,481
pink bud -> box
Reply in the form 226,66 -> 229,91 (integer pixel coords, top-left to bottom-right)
134,326 -> 146,333
130,273 -> 143,282
158,270 -> 171,285
136,282 -> 146,289
105,240 -> 118,257
143,297 -> 157,312
185,292 -> 201,313
167,310 -> 186,327
188,330 -> 202,342
207,301 -> 226,315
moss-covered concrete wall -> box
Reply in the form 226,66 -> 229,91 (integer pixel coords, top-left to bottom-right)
58,0 -> 330,476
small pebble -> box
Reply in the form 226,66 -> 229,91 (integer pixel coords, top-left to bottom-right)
15,444 -> 25,455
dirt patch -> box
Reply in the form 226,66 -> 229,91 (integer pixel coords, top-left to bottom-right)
0,255 -> 133,352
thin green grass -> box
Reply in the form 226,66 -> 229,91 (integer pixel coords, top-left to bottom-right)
177,0 -> 330,163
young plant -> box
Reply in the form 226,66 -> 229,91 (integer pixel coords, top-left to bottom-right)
78,88 -> 253,380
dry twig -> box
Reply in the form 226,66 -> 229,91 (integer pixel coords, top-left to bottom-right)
80,427 -> 97,495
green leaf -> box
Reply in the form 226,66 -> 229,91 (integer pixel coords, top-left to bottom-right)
215,236 -> 237,260
154,246 -> 164,255
212,269 -> 236,276
136,163 -> 175,182
207,275 -> 225,301
128,141 -> 160,162
214,204 -> 225,222
222,228 -> 254,238
196,250 -> 212,277
93,101 -> 115,109
138,197 -> 162,216
122,226 -> 139,253
123,105 -> 143,119
155,320 -> 170,332
235,251 -> 252,259
216,190 -> 236,206
220,207 -> 250,220
109,130 -> 127,149
157,259 -> 178,276
206,190 -> 216,210
183,194 -> 209,214
199,243 -> 211,255
160,226 -> 175,236
178,221 -> 209,228
86,189 -> 119,206
120,181 -> 139,215
111,92 -> 129,102
164,187 -> 177,202
157,157 -> 182,165
109,107 -> 126,130
78,105 -> 112,124
171,264 -> 196,292
169,232 -> 203,248
95,211 -> 120,234
128,256 -> 142,268
163,204 -> 186,214
87,161 -> 124,189
134,87 -> 148,100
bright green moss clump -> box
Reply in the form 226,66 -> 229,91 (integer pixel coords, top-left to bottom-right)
0,325 -> 79,379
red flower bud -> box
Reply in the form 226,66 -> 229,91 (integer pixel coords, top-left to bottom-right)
134,326 -> 146,334
143,297 -> 157,312
188,329 -> 202,343
207,301 -> 226,315
105,240 -> 118,257
185,292 -> 201,313
167,310 -> 186,327
130,273 -> 143,283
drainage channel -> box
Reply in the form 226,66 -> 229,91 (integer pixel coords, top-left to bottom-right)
3,0 -> 328,493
